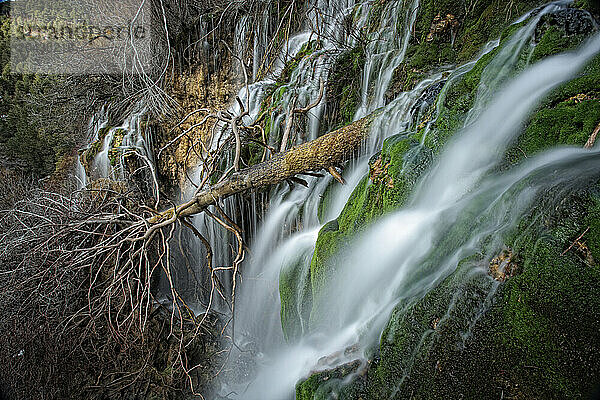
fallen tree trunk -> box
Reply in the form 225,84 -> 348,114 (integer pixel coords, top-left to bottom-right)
150,114 -> 375,223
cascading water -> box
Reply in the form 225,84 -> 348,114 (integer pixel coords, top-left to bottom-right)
354,0 -> 420,118
59,0 -> 599,396
464,0 -> 574,124
208,1 -> 445,397
78,102 -> 155,188
218,1 -> 600,397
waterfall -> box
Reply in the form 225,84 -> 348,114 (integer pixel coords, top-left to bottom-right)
465,1 -> 571,124
322,33 -> 600,335
354,0 -> 421,118
221,4 -> 600,396
74,156 -> 87,189
78,102 -> 155,187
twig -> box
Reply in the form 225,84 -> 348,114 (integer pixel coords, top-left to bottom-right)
561,227 -> 590,256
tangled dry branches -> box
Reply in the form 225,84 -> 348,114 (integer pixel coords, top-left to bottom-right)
0,177 -> 231,398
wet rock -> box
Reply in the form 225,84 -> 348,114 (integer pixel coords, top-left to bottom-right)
411,79 -> 446,129
297,358 -> 368,400
535,8 -> 597,42
418,80 -> 447,109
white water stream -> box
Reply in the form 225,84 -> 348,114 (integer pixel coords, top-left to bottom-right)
78,102 -> 154,186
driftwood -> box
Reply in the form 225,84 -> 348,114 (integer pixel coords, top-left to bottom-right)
150,114 -> 374,223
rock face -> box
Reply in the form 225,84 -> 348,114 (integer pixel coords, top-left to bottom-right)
293,2 -> 600,399
535,8 -> 597,40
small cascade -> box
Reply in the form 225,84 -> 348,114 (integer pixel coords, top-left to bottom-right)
74,156 -> 87,189
220,2 -> 453,395
77,103 -> 156,197
181,0 -> 365,318
234,15 -> 250,79
354,0 -> 421,118
465,1 -> 570,124
252,9 -> 270,81
213,0 -> 431,394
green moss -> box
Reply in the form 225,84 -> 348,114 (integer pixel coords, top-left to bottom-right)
423,17 -> 600,156
505,53 -> 600,165
364,188 -> 600,399
386,65 -> 426,98
519,100 -> 600,154
456,1 -> 539,62
308,221 -> 345,330
338,136 -> 419,233
530,26 -> 589,64
241,140 -> 264,168
408,0 -> 542,66
365,0 -> 387,34
280,255 -> 313,342
385,0 -> 545,104
405,42 -> 455,72
415,22 -> 524,151
296,360 -> 366,400
438,20 -> 527,117
545,54 -> 600,106
496,195 -> 600,397
366,33 -> 600,395
367,259 -> 495,399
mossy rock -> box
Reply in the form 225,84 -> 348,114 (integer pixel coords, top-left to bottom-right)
419,20 -> 528,152
282,133 -> 425,335
505,52 -> 600,166
296,359 -> 367,400
308,135 -> 430,331
280,253 -> 313,342
294,10 -> 600,400
384,0 -> 546,101
423,10 -> 599,155
365,188 -> 600,399
292,3 -> 600,397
